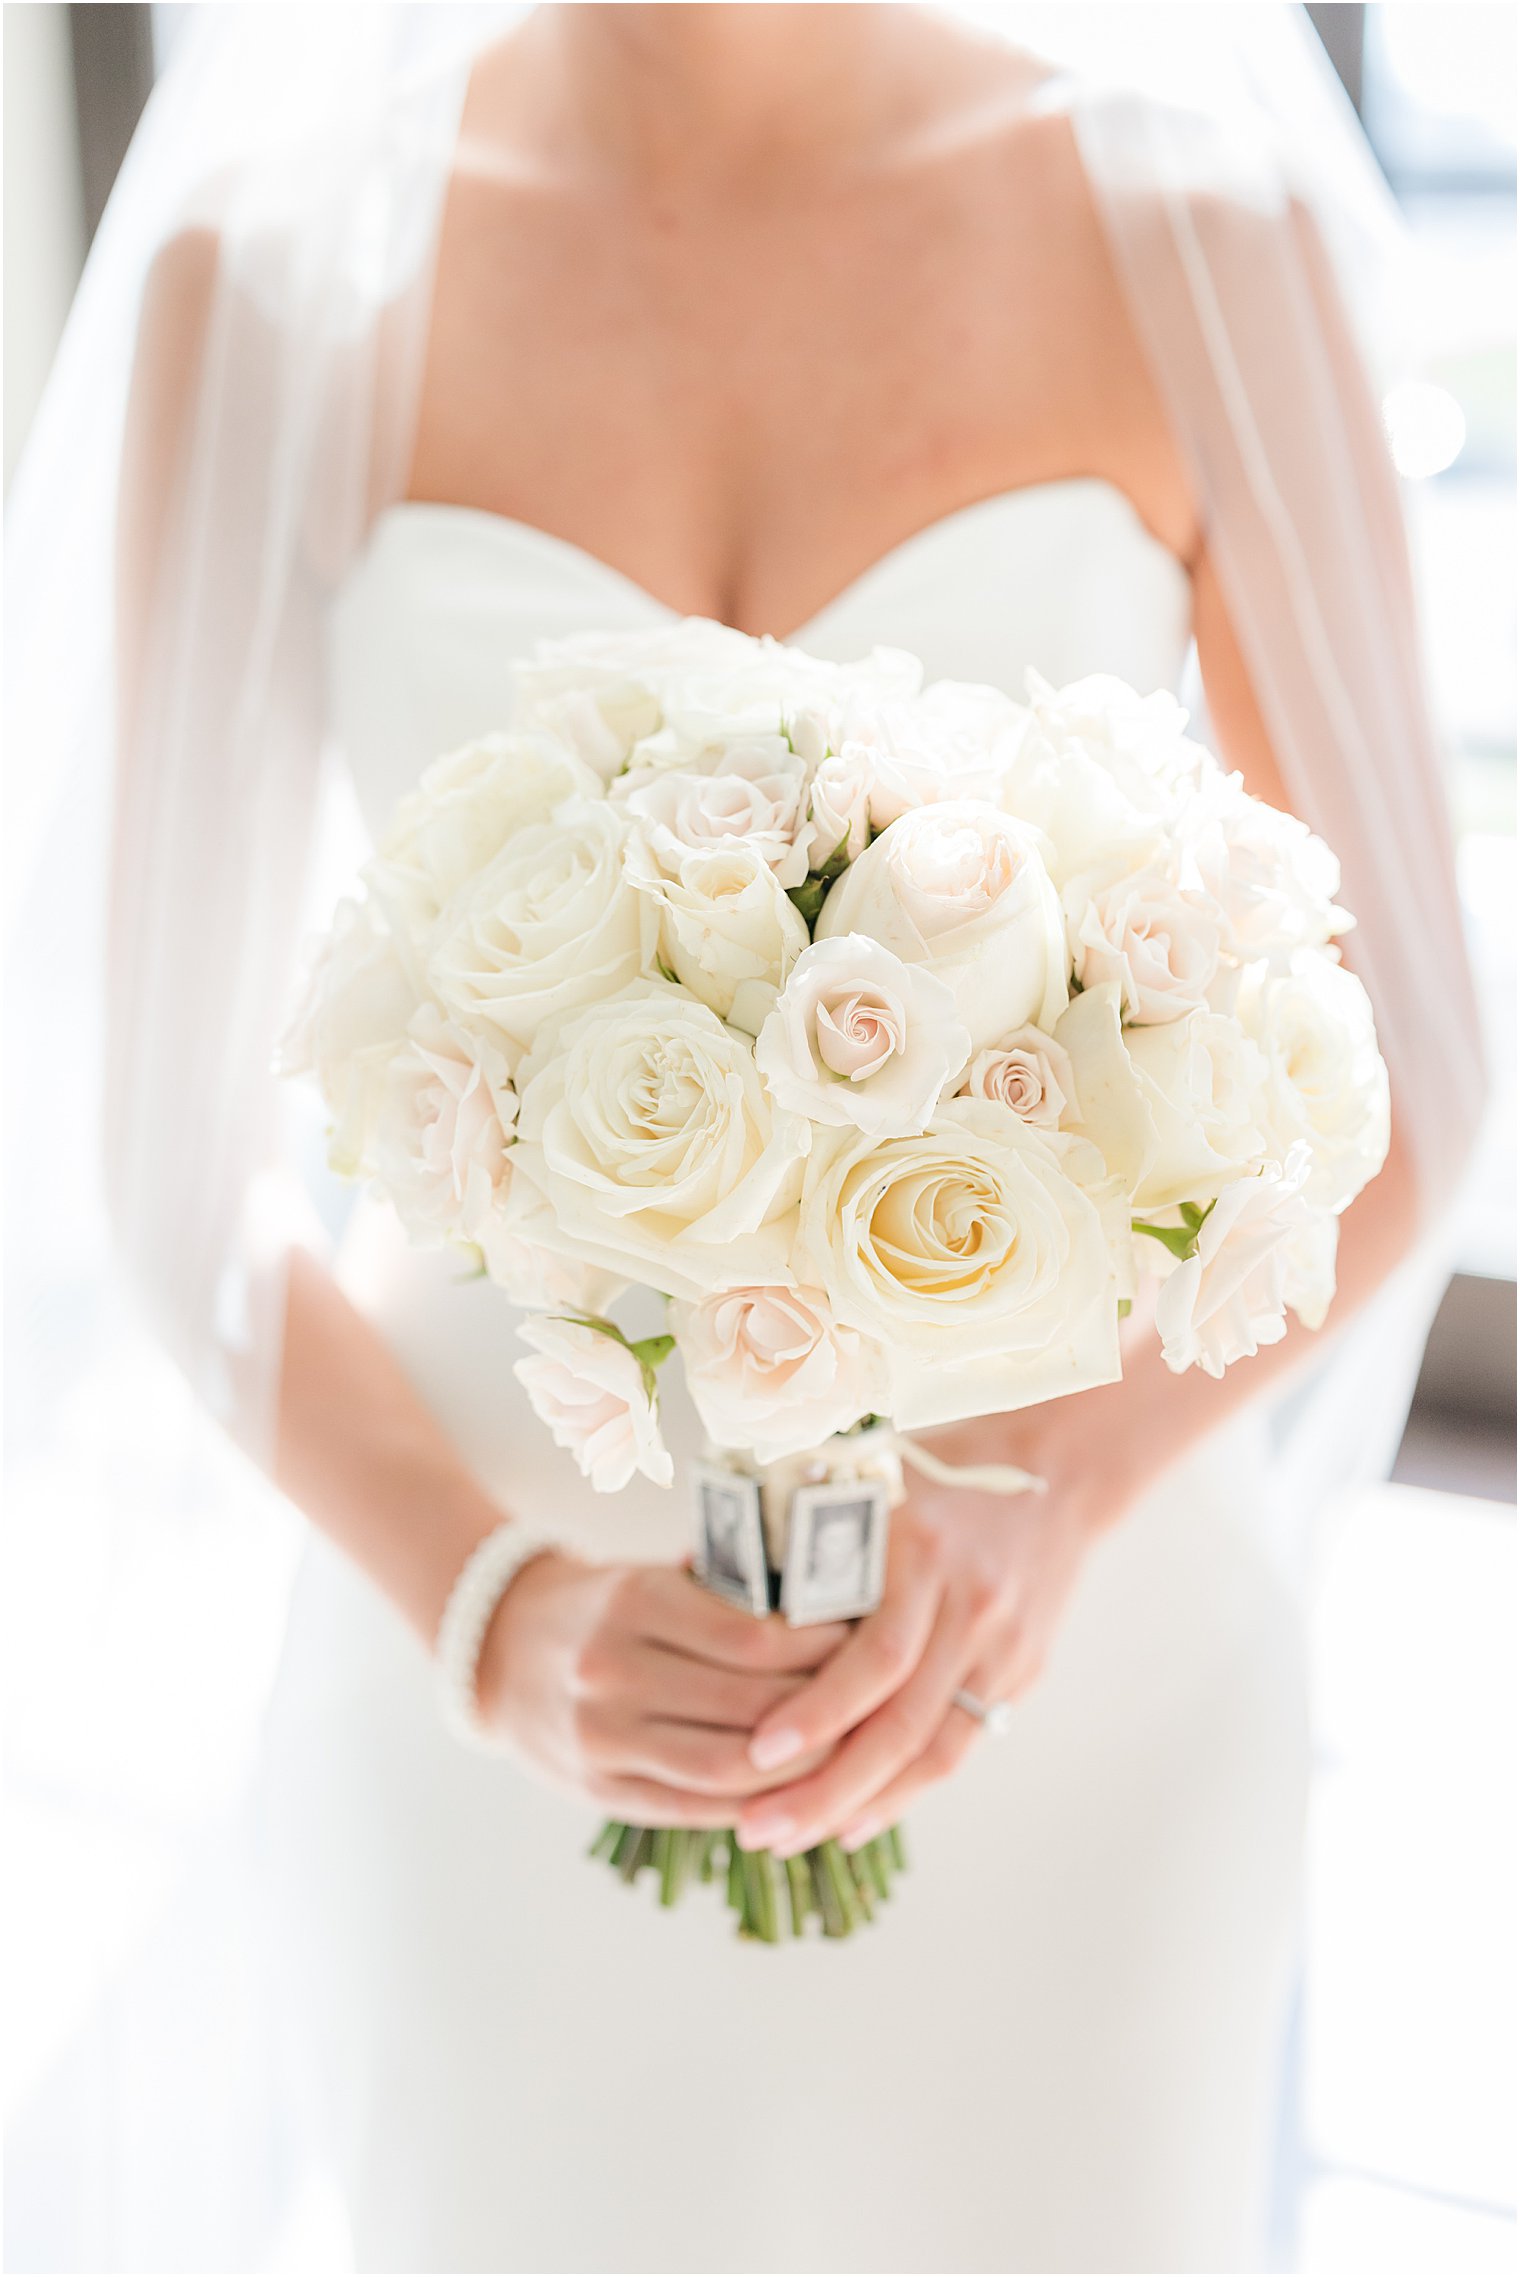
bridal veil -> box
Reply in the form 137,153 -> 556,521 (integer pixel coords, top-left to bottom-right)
3,4 -> 1484,2259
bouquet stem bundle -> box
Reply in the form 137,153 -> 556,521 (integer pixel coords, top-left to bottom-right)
589,1819 -> 907,1941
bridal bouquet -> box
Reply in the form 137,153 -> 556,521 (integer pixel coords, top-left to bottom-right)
283,619 -> 1389,1937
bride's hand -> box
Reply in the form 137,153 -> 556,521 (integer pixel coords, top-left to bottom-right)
476,1550 -> 847,1826
734,1426 -> 1121,1857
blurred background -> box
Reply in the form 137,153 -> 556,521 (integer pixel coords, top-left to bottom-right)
3,5 -> 1515,2272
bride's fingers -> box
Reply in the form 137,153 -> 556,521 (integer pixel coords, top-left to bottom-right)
834,1635 -> 1035,1847
735,1591 -> 971,1857
621,1643 -> 809,1730
743,1520 -> 942,1773
586,1772 -> 762,1831
602,1713 -> 830,1800
835,1706 -> 981,1851
628,1567 -> 850,1675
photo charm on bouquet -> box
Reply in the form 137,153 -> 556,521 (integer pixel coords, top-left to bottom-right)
282,616 -> 1392,1941
781,1479 -> 891,1626
693,1466 -> 769,1617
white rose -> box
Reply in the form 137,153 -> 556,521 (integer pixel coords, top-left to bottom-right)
367,733 -> 602,941
373,1003 -> 518,1251
654,639 -> 921,768
1002,673 -> 1217,871
1239,954 -> 1390,1211
611,634 -> 876,779
428,799 -> 643,1059
513,1316 -> 673,1492
1055,984 -> 1269,1208
797,1100 -> 1131,1429
478,1224 -> 625,1316
961,1026 -> 1073,1129
1186,781 -> 1347,960
1063,848 -> 1223,1026
511,624 -> 744,778
277,896 -> 418,1176
510,982 -> 807,1299
755,935 -> 969,1137
1156,1146 -> 1336,1378
623,827 -> 808,1032
618,741 -> 811,886
801,743 -> 875,869
831,683 -> 1017,829
673,1281 -> 887,1464
816,800 -> 1068,1051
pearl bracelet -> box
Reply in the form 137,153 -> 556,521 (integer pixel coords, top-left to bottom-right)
435,1520 -> 559,1748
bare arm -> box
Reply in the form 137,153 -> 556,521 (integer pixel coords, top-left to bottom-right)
274,1249 -> 510,1639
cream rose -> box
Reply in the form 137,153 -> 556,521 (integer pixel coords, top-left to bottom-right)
479,1225 -> 625,1316
623,827 -> 808,1032
961,1026 -> 1073,1128
755,935 -> 969,1137
510,624 -> 747,779
1240,954 -> 1390,1211
1063,849 -> 1223,1026
428,799 -> 643,1059
510,982 -> 806,1299
816,800 -> 1068,1051
1186,783 -> 1346,960
373,1004 -> 518,1250
673,1281 -> 887,1464
831,684 -> 1017,829
368,733 -> 602,941
797,1100 -> 1130,1428
1002,673 -> 1217,886
656,641 -> 921,768
1055,984 -> 1269,1209
513,1315 -> 673,1492
619,741 -> 811,886
277,896 -> 418,1177
1155,1146 -> 1335,1378
801,743 -> 875,869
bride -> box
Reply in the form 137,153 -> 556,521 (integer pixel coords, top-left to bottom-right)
12,5 -> 1482,2272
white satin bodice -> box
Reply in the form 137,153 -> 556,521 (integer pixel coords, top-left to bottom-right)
330,478 -> 1193,840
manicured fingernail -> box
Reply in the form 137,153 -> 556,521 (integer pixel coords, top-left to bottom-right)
749,1725 -> 804,1771
840,1820 -> 880,1852
740,1810 -> 794,1850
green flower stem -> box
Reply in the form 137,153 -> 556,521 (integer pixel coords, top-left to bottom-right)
590,1819 -> 907,1939
820,1839 -> 863,1934
606,1823 -> 635,1871
846,1846 -> 877,1921
784,1852 -> 811,1936
860,1835 -> 891,1903
808,1848 -> 838,1935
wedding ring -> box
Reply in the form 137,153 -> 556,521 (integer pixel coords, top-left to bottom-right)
952,1688 -> 1014,1738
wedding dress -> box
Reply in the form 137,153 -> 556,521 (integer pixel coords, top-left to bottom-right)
255,479 -> 1309,2276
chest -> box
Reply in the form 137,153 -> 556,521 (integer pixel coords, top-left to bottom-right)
406,140 -> 1188,636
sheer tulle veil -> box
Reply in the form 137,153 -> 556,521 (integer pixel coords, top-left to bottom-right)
2,5 -> 1483,2252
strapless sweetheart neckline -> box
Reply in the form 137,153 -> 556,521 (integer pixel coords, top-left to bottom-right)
373,473 -> 1189,649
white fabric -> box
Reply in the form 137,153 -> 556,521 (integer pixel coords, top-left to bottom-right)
2,8 -> 1483,2268
252,483 -> 1306,2273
